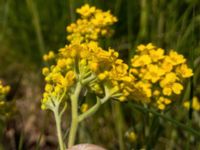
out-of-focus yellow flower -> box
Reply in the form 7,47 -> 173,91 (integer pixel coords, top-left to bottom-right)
183,96 -> 200,111
0,80 -> 15,117
43,51 -> 55,61
0,81 -> 10,97
76,4 -> 96,17
157,97 -> 171,110
125,131 -> 137,142
135,81 -> 152,98
81,103 -> 89,113
42,67 -> 49,76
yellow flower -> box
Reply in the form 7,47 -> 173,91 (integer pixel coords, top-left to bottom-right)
160,73 -> 177,87
157,97 -> 171,110
158,103 -> 165,110
149,48 -> 164,62
161,58 -> 173,73
76,4 -> 96,17
144,64 -> 165,83
64,71 -> 76,86
42,67 -> 49,76
146,43 -> 155,50
45,84 -> 53,92
162,86 -> 172,96
81,103 -> 89,113
136,43 -> 155,53
89,62 -> 99,72
43,54 -> 48,61
183,96 -> 200,111
129,68 -> 138,75
161,82 -> 183,96
98,72 -> 108,80
137,44 -> 146,52
176,64 -> 193,78
164,98 -> 171,104
118,96 -> 126,101
153,90 -> 160,96
131,55 -> 152,67
0,81 -> 10,96
136,81 -> 152,98
57,59 -> 67,68
172,83 -> 183,94
126,131 -> 137,142
49,51 -> 55,59
166,50 -> 186,65
43,51 -> 55,61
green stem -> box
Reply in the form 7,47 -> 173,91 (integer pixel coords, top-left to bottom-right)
69,0 -> 75,22
113,102 -> 125,150
81,74 -> 96,85
100,85 -> 110,104
68,82 -> 82,147
114,0 -> 122,16
126,0 -> 134,48
78,98 -> 101,122
53,106 -> 65,150
138,0 -> 148,41
26,0 -> 45,57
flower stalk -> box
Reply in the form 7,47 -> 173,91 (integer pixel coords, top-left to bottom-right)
78,98 -> 101,122
52,102 -> 65,150
68,82 -> 82,147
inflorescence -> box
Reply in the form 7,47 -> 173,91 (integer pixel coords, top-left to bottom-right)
41,4 -> 193,111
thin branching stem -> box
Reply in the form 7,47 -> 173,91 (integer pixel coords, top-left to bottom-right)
78,97 -> 101,122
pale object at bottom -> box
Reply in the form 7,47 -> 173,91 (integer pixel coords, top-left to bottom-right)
67,144 -> 106,150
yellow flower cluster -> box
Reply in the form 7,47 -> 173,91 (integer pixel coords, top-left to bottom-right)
42,5 -> 119,109
0,80 -> 13,115
66,4 -> 117,43
86,42 -> 137,101
0,81 -> 10,97
41,5 -> 118,110
183,96 -> 200,111
42,40 -> 138,110
42,63 -> 76,110
42,4 -> 193,111
130,43 -> 193,110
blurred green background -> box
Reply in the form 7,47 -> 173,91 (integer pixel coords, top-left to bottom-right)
0,0 -> 200,149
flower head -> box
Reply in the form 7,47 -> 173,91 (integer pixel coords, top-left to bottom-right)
66,4 -> 117,43
130,43 -> 193,110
